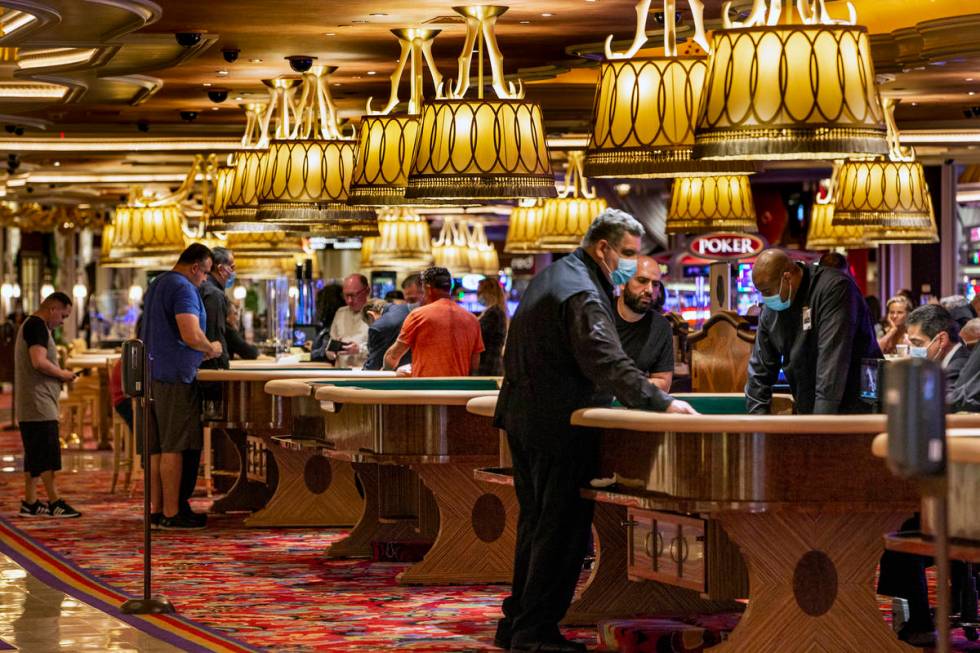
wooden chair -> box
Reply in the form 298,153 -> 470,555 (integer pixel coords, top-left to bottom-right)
110,403 -> 135,494
688,311 -> 756,393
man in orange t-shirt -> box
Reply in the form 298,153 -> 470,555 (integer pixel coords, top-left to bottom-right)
384,267 -> 485,377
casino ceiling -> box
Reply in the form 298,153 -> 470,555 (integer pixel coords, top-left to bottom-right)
1,0 -> 980,200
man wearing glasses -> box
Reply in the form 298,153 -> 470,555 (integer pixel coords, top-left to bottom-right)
745,248 -> 881,415
614,256 -> 674,392
326,273 -> 371,368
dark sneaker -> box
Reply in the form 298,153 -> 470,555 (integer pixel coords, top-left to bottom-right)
159,513 -> 206,530
150,512 -> 163,530
47,499 -> 81,518
19,500 -> 48,517
179,507 -> 207,527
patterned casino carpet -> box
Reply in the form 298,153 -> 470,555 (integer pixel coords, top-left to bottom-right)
0,392 -> 977,652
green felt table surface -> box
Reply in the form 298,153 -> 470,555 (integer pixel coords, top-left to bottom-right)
310,378 -> 500,391
612,395 -> 748,415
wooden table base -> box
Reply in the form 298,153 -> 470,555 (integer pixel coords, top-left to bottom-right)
244,438 -> 363,528
209,429 -> 275,514
564,502 -> 741,625
397,462 -> 517,586
326,462 -> 438,559
711,510 -> 916,653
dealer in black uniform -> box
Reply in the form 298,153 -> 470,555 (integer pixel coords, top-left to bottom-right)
745,248 -> 882,415
493,209 -> 696,653
614,256 -> 674,392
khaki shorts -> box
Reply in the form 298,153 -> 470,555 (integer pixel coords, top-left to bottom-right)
147,380 -> 202,454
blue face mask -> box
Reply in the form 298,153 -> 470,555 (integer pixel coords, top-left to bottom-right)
762,276 -> 793,312
224,272 -> 236,289
909,335 -> 936,359
610,255 -> 637,286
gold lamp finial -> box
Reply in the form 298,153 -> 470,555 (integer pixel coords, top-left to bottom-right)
368,29 -> 443,116
444,5 -> 523,100
605,0 -> 709,60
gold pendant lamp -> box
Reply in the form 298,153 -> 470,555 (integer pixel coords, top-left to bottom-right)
666,174 -> 757,234
350,29 -> 442,206
371,207 -> 433,267
585,0 -> 755,178
805,179 -> 866,250
504,201 -> 546,254
256,65 -> 375,233
537,152 -> 608,252
360,235 -> 378,269
693,0 -> 887,161
466,221 -> 500,276
405,5 -> 556,201
866,195 -> 938,244
832,99 -> 934,230
431,217 -> 472,274
107,200 -> 186,265
223,230 -> 303,257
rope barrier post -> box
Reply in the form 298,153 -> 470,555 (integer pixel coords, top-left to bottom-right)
120,338 -> 174,615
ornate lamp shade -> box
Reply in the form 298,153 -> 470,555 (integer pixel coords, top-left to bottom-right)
224,230 -> 301,257
693,25 -> 887,161
109,204 -> 187,261
585,56 -> 755,178
504,204 -> 545,253
806,201 -> 866,250
256,139 -> 374,231
467,222 -> 500,276
211,165 -> 235,218
831,158 -> 933,228
371,208 -> 433,266
431,218 -> 472,274
360,236 -> 378,268
349,114 -> 421,205
234,255 -> 296,279
537,197 -> 608,252
405,99 -> 556,200
866,196 -> 938,244
223,150 -> 267,222
667,175 -> 757,234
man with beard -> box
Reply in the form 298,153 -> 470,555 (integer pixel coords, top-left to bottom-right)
614,256 -> 674,392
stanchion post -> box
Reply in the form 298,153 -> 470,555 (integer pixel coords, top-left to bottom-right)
119,338 -> 174,615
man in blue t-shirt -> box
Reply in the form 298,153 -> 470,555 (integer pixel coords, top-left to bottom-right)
140,243 -> 222,530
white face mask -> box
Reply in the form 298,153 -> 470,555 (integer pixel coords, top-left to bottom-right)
908,334 -> 938,359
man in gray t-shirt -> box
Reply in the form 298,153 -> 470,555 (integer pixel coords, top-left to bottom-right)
13,292 -> 81,518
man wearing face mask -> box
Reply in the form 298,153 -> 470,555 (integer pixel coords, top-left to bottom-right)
905,304 -> 970,384
493,209 -> 696,653
745,248 -> 881,415
615,256 -> 674,392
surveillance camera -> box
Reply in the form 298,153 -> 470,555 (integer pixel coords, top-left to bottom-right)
207,88 -> 228,103
4,124 -> 14,134
137,119 -> 150,133
175,32 -> 202,47
14,127 -> 23,136
222,48 -> 240,64
286,55 -> 316,73
7,153 -> 17,161
25,186 -> 33,193
180,110 -> 198,122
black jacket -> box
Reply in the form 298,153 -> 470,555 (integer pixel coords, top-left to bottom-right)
477,304 -> 507,376
199,275 -> 229,370
746,263 -> 882,415
363,303 -> 412,371
226,325 -> 258,361
494,248 -> 673,452
945,344 -> 972,388
949,344 -> 980,411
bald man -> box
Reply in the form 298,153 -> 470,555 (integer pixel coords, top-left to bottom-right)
327,273 -> 371,368
745,248 -> 881,414
615,256 -> 673,392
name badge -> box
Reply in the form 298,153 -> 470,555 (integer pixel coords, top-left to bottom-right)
802,307 -> 812,331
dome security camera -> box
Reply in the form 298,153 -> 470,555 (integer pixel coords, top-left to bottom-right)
207,88 -> 229,103
222,48 -> 240,63
286,55 -> 316,73
180,110 -> 198,122
137,119 -> 150,133
175,32 -> 203,47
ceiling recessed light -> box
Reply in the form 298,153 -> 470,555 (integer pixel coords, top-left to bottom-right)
235,96 -> 244,101
332,82 -> 342,86
216,69 -> 229,77
212,106 -> 219,110
911,102 -> 918,106
541,12 -> 554,17
520,20 -> 531,24
352,19 -> 367,24
249,58 -> 262,63
367,71 -> 377,75
971,91 -> 976,96
325,32 -> 336,36
53,161 -> 60,167
369,13 -> 387,16
968,78 -> 975,82
202,82 -> 212,87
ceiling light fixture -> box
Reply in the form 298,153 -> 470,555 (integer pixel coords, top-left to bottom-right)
255,65 -> 375,234
350,28 -> 443,206
693,0 -> 887,161
405,5 -> 555,201
504,201 -> 546,253
805,179 -> 866,250
368,207 -> 433,267
666,175 -> 757,234
537,151 -> 607,251
833,98 -> 934,230
431,217 -> 472,274
585,0 -> 755,178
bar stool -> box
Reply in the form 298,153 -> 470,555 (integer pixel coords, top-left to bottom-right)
110,403 -> 135,494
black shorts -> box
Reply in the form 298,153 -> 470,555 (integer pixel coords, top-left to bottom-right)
19,421 -> 61,477
148,380 -> 202,454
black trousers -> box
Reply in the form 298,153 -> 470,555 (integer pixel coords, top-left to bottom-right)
502,428 -> 597,644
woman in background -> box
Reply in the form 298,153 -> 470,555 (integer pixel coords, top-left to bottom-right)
878,295 -> 911,355
476,278 -> 507,376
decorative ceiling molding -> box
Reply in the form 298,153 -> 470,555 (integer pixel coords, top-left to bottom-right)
871,13 -> 980,73
14,45 -> 119,74
100,73 -> 161,105
0,1 -> 60,45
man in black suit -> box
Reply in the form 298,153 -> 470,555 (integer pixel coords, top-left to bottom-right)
362,299 -> 412,371
906,304 -> 971,385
